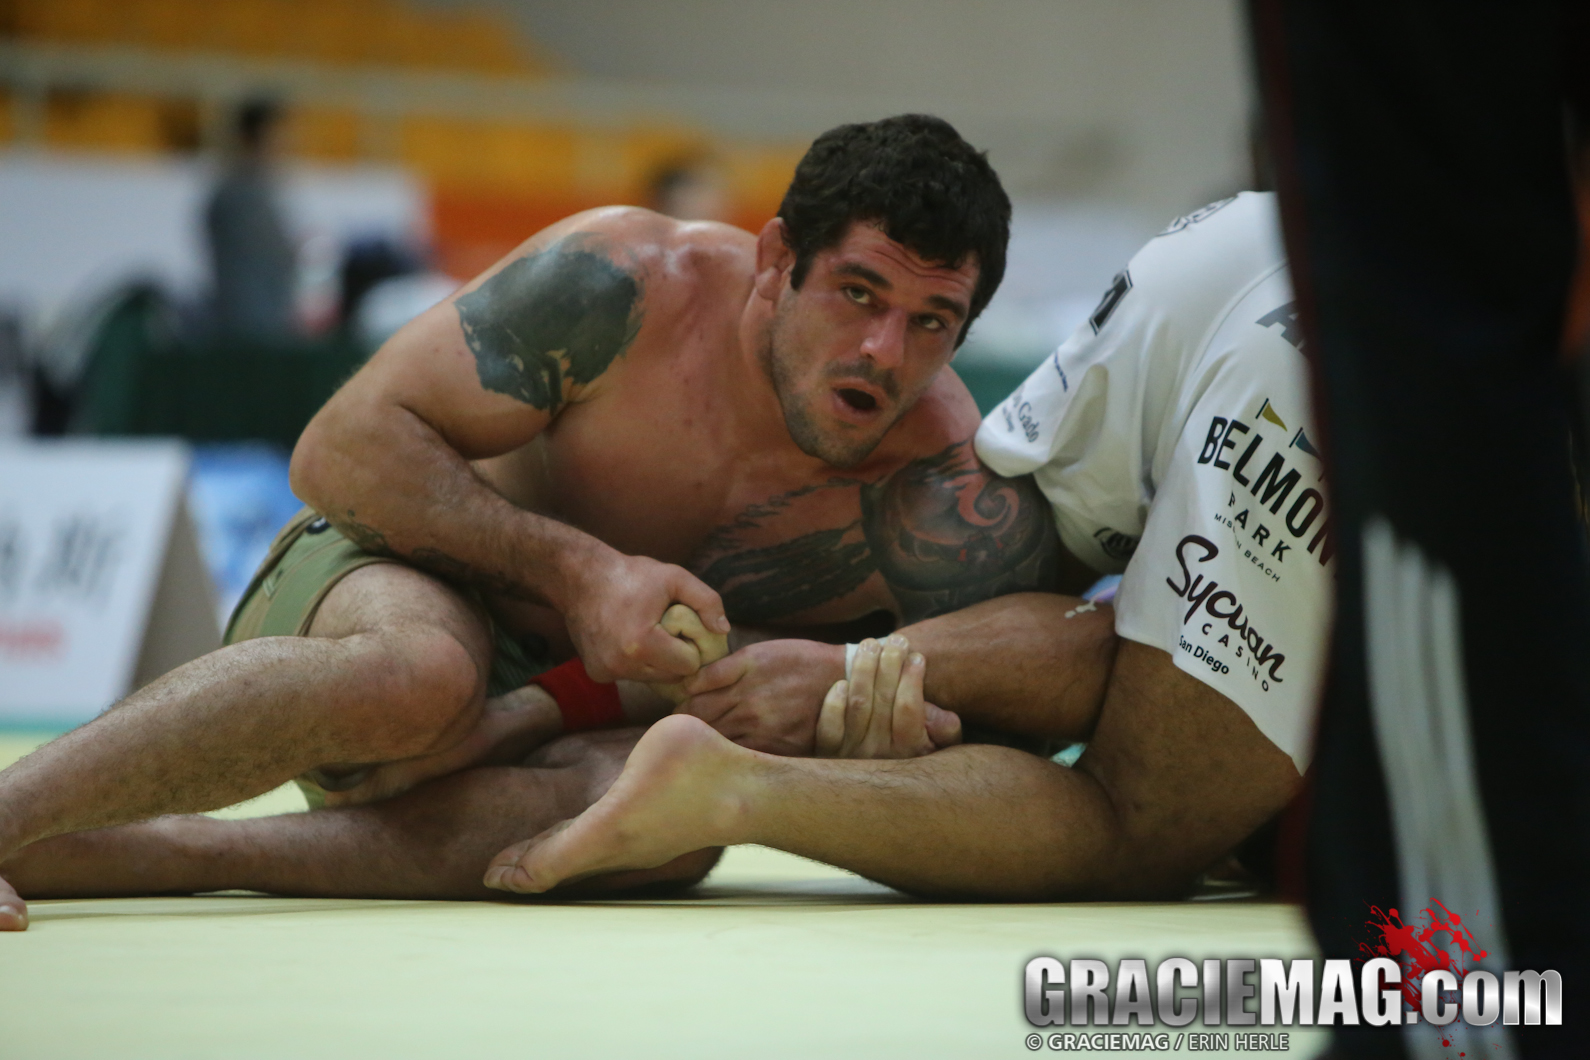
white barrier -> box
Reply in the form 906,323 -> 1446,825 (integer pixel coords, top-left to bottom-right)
0,439 -> 219,726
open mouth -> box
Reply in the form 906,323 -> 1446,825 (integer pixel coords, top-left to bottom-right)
836,387 -> 879,413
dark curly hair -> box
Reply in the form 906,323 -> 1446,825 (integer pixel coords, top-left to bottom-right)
777,114 -> 1011,344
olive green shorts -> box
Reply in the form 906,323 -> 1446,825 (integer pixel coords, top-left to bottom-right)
225,508 -> 556,805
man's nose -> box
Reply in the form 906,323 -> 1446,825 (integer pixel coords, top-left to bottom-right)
859,309 -> 908,369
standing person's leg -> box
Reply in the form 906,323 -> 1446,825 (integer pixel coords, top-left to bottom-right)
1,731 -> 720,901
1253,2 -> 1589,1056
485,640 -> 1301,902
0,561 -> 495,929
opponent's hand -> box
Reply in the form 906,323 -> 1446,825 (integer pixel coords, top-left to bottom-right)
562,550 -> 729,683
322,684 -> 562,807
675,638 -> 847,756
814,635 -> 962,759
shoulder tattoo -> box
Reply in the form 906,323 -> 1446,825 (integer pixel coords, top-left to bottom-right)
861,440 -> 1059,622
454,235 -> 644,410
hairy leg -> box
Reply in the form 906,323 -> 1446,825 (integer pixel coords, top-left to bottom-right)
0,563 -> 494,929
3,730 -> 720,901
489,641 -> 1301,901
487,716 -> 1081,899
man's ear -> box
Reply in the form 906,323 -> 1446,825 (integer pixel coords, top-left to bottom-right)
753,218 -> 795,301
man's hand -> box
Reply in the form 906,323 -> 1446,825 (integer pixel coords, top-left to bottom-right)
676,639 -> 847,755
815,635 -> 961,758
649,604 -> 731,704
562,550 -> 730,683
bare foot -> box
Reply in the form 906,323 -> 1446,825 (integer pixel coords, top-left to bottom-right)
483,714 -> 753,894
0,873 -> 26,930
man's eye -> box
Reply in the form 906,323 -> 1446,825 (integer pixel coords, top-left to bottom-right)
916,315 -> 945,331
843,286 -> 872,305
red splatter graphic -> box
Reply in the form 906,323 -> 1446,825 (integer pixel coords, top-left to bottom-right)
1359,900 -> 1489,1011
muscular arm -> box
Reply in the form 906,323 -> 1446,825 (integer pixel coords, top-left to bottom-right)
862,439 -> 1065,621
293,221 -> 642,603
895,594 -> 1116,740
865,439 -> 1116,739
683,439 -> 1118,749
292,212 -> 725,680
809,637 -> 1300,896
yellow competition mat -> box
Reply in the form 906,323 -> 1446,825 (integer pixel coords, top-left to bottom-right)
0,731 -> 1327,1060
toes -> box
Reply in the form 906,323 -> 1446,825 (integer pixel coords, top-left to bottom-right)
483,838 -> 540,893
483,821 -> 577,895
0,898 -> 28,931
483,859 -> 544,895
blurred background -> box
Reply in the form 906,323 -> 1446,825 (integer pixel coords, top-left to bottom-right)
0,0 -> 1259,710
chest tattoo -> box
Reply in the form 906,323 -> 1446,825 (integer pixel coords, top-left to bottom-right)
690,479 -> 869,624
691,441 -> 1059,626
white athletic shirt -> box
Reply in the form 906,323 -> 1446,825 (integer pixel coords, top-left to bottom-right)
975,192 -> 1331,771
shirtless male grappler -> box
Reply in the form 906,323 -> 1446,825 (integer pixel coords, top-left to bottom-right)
0,115 -> 1119,928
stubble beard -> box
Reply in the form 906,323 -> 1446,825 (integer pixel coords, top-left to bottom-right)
759,303 -> 889,469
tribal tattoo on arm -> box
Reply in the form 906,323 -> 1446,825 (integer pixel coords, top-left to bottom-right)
688,442 -> 1059,627
861,440 -> 1059,623
454,233 -> 644,411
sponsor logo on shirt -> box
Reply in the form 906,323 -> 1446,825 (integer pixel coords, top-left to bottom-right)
1196,409 -> 1332,568
1256,300 -> 1306,350
1156,196 -> 1237,237
1051,351 -> 1069,392
1000,386 -> 1043,443
1166,534 -> 1286,690
1092,526 -> 1139,562
1088,270 -> 1132,333
1178,634 -> 1231,676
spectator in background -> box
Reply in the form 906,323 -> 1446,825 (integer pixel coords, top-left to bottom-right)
338,238 -> 417,331
206,99 -> 297,341
647,154 -> 730,222
342,238 -> 460,352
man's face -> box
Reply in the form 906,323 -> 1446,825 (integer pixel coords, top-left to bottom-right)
761,223 -> 978,468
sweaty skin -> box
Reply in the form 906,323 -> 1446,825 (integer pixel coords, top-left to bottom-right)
484,641 -> 1302,901
1,639 -> 1299,908
295,209 -> 1058,659
0,208 -> 1079,930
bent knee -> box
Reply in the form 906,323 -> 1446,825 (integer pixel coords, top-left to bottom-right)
353,628 -> 486,757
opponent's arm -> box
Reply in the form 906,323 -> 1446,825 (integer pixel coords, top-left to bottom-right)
682,439 -> 1117,751
488,638 -> 1301,902
862,438 -> 1117,739
292,211 -> 725,681
818,638 -> 1301,898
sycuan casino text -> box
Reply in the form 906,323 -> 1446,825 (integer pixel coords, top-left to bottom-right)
1023,957 -> 1562,1028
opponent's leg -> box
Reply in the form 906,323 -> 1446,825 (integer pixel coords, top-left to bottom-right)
0,563 -> 492,929
3,730 -> 720,901
486,715 -> 1083,899
488,641 -> 1299,901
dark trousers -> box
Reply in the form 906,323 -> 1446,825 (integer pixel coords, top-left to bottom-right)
1250,2 -> 1589,1056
